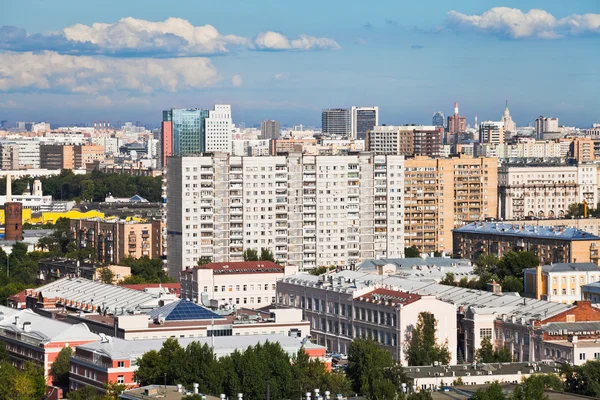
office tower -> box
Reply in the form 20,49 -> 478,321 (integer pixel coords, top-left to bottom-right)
432,112 -> 445,128
404,156 -> 498,254
260,120 -> 281,140
479,121 -> 504,144
322,109 -> 351,136
447,102 -> 467,135
0,143 -> 19,170
501,101 -> 516,133
160,105 -> 232,167
535,116 -> 559,139
351,106 -> 378,140
366,125 -> 442,157
166,153 -> 405,276
0,121 -> 7,130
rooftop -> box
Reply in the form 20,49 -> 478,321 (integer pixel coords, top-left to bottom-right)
281,271 -> 572,322
120,385 -> 220,400
190,261 -> 284,275
146,300 -> 224,322
120,283 -> 180,296
454,222 -> 600,241
404,361 -> 559,379
0,306 -> 99,345
359,289 -> 421,307
525,263 -> 600,274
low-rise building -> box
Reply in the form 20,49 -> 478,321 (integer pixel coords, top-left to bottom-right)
71,334 -> 327,393
0,306 -> 100,385
581,281 -> 600,303
180,261 -> 298,308
453,222 -> 600,266
276,271 -> 457,363
502,217 -> 600,238
523,263 -> 600,303
358,257 -> 476,282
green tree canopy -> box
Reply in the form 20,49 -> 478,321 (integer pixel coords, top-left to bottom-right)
405,312 -> 451,366
243,249 -> 259,261
404,246 -> 420,258
475,338 -> 512,363
50,346 -> 72,386
118,257 -> 176,284
562,360 -> 600,397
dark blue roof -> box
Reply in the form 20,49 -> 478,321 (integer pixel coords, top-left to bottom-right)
147,300 -> 224,321
454,222 -> 600,241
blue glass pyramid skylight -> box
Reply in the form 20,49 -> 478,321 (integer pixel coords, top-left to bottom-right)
147,300 -> 223,321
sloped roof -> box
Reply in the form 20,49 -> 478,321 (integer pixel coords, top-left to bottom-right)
146,299 -> 224,322
454,222 -> 600,241
190,261 -> 284,275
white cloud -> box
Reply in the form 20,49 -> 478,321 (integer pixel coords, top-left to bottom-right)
274,73 -> 288,80
0,51 -> 220,94
0,18 -> 340,55
446,7 -> 600,39
231,74 -> 243,87
254,31 -> 340,51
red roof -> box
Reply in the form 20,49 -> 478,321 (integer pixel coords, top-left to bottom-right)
119,283 -> 180,296
190,261 -> 284,275
359,288 -> 421,307
8,290 -> 27,308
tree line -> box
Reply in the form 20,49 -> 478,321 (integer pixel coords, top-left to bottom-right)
0,170 -> 162,203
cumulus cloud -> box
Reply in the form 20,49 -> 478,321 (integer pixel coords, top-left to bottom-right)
231,74 -> 243,87
0,51 -> 219,94
254,31 -> 340,51
446,7 -> 600,39
0,17 -> 340,56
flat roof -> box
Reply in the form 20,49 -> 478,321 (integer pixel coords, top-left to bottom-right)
454,222 -> 600,241
189,261 -> 284,274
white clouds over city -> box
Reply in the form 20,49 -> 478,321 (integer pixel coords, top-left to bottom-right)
0,51 -> 220,94
446,7 -> 600,39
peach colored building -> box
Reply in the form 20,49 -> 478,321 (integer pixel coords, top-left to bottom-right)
74,144 -> 104,169
70,218 -> 164,264
93,265 -> 132,284
404,155 -> 498,254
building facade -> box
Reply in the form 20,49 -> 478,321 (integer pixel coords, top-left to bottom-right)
166,153 -> 406,276
498,163 -> 598,220
70,218 -> 164,265
366,125 -> 414,156
404,156 -> 498,254
322,109 -> 351,136
453,222 -> 600,266
479,121 -> 504,144
351,106 -> 378,140
74,145 -> 105,169
40,144 -> 75,170
180,261 -> 298,308
260,120 -> 281,140
432,112 -> 445,128
523,263 -> 600,303
447,102 -> 467,135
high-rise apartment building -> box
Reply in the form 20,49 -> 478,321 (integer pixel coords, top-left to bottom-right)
351,106 -> 378,140
0,143 -> 19,170
74,144 -> 105,169
166,153 -> 405,276
366,125 -> 442,157
447,102 -> 467,135
535,116 -> 560,139
432,112 -> 445,128
160,105 -> 232,167
322,109 -> 351,136
260,120 -> 281,140
479,121 -> 504,144
404,156 -> 498,254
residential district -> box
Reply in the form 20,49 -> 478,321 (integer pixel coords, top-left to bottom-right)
1,104 -> 600,399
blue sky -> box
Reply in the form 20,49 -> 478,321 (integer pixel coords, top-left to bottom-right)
0,0 -> 598,127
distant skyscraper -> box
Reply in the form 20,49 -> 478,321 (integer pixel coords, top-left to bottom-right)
322,109 -> 351,136
447,102 -> 466,136
351,106 -> 378,140
160,105 -> 231,167
432,112 -> 445,128
501,101 -> 516,133
535,116 -> 559,139
261,120 -> 281,140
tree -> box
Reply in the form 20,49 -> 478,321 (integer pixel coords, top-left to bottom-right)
512,374 -> 562,400
183,342 -> 223,393
475,338 -> 512,363
158,338 -> 187,385
50,346 -> 72,386
475,254 -> 500,276
259,248 -> 275,262
406,312 -> 451,366
118,257 -> 176,284
471,382 -> 506,400
197,256 -> 212,267
440,273 -> 456,286
404,246 -> 420,258
347,339 -> 404,399
243,249 -> 259,261
308,266 -> 336,276
497,251 -> 538,281
562,360 -> 600,397
433,251 -> 443,257
99,267 -> 115,284
135,350 -> 164,387
67,385 -> 103,400
104,381 -> 127,400
501,276 -> 523,294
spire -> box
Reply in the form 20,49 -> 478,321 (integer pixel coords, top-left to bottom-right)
505,100 -> 509,110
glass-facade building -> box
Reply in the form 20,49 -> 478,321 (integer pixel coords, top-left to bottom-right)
355,109 -> 377,140
322,109 -> 351,136
163,108 -> 209,155
432,112 -> 445,128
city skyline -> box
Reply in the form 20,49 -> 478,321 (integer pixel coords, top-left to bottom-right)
0,0 -> 599,126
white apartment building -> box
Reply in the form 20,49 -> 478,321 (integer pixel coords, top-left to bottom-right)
498,163 -> 598,220
231,139 -> 271,156
204,105 -> 232,153
180,261 -> 298,308
0,140 -> 40,168
479,121 -> 504,144
475,140 -> 566,159
166,153 -> 405,276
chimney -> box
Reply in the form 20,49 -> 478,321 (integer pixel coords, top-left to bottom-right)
6,173 -> 12,202
14,316 -> 19,326
535,265 -> 543,300
193,383 -> 199,395
454,102 -> 459,115
23,322 -> 32,333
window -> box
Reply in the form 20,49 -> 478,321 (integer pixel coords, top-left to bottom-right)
243,285 -> 247,291
203,286 -> 208,292
480,328 -> 492,339
236,285 -> 240,291
117,375 -> 125,384
214,286 -> 218,292
265,284 -> 268,290
580,353 -> 586,361
221,286 -> 226,292
117,361 -> 124,368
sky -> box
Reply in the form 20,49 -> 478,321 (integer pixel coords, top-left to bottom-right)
0,0 -> 598,127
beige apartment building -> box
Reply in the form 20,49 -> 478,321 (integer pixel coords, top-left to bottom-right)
74,144 -> 104,169
40,144 -> 75,170
403,155 -> 498,254
70,218 -> 164,264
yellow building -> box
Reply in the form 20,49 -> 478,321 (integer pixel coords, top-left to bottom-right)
524,263 -> 600,303
404,155 -> 498,254
93,265 -> 132,284
0,209 -> 104,225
